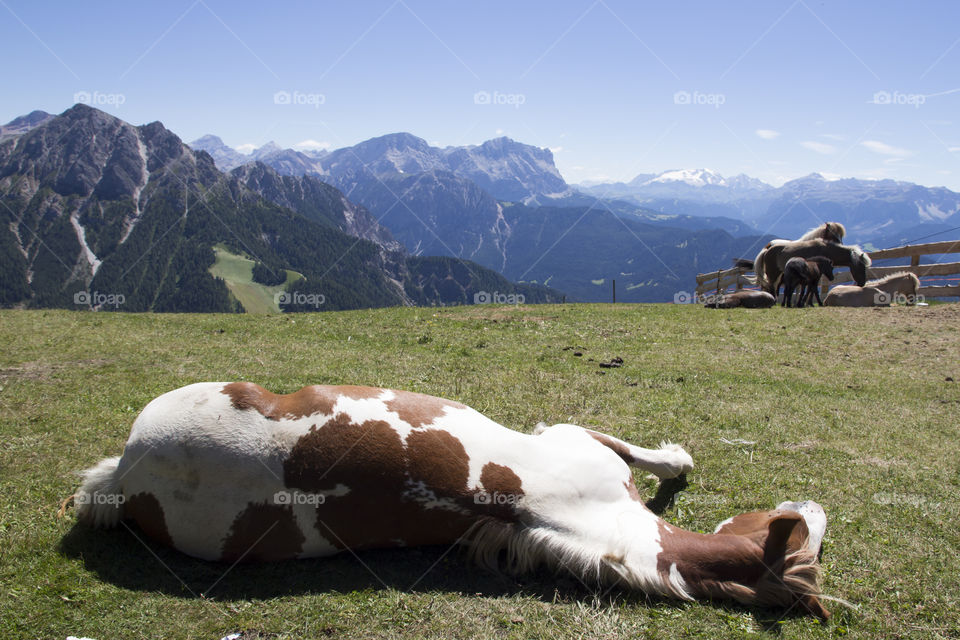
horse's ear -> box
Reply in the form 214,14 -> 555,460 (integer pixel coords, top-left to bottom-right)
762,511 -> 808,565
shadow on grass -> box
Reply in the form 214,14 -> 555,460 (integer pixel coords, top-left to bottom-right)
58,473 -> 828,629
58,521 -> 613,602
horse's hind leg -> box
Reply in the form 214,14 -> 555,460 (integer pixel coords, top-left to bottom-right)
812,283 -> 824,306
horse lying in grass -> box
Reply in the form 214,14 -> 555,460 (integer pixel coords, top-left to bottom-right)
781,257 -> 834,307
704,290 -> 776,309
74,382 -> 831,618
823,285 -> 891,307
866,272 -> 920,305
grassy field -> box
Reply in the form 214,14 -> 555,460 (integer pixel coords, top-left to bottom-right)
209,246 -> 304,313
1,304 -> 958,639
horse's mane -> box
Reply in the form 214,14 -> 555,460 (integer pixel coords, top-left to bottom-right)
798,222 -> 846,243
866,271 -> 920,287
843,243 -> 871,267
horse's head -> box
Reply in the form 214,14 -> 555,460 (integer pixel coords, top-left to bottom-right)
814,257 -> 835,281
848,247 -> 872,286
711,500 -> 830,618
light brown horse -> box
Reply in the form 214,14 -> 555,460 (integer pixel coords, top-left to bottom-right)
755,240 -> 871,296
733,222 -> 846,273
823,285 -> 890,307
866,272 -> 920,305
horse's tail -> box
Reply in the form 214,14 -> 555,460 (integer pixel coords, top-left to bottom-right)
754,247 -> 769,289
74,456 -> 124,528
733,258 -> 754,269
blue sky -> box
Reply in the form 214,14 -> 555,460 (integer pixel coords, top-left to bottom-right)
3,1 -> 960,188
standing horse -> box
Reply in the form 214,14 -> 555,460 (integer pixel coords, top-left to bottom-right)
781,257 -> 834,307
866,272 -> 920,305
733,222 -> 847,272
72,382 -> 831,618
754,240 -> 870,296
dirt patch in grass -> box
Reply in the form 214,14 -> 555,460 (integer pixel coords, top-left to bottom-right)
0,358 -> 112,382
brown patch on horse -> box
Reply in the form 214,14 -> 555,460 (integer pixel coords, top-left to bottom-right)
220,503 -> 305,562
222,383 -> 383,421
406,428 -> 471,494
624,480 -> 644,502
656,521 -> 767,591
125,492 -> 173,548
586,430 -> 633,464
716,509 -> 808,552
282,415 -> 500,551
384,390 -> 467,428
479,462 -> 526,519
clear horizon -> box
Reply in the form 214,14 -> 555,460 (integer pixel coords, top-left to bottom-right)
3,1 -> 959,190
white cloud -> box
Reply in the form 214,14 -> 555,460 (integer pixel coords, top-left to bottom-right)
861,140 -> 911,157
755,129 -> 780,140
949,146 -> 960,153
549,146 -> 564,154
235,143 -> 257,155
818,133 -> 846,141
800,140 -> 838,155
293,139 -> 331,151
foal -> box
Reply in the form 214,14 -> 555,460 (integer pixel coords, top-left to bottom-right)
781,256 -> 834,307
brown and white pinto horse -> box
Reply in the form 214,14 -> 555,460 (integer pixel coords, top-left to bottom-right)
75,383 -> 830,617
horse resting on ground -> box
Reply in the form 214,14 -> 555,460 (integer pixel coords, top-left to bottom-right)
823,285 -> 890,307
781,256 -> 834,307
73,382 -> 831,618
866,272 -> 920,305
704,290 -> 776,309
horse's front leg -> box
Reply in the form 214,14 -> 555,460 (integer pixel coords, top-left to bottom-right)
534,423 -> 694,479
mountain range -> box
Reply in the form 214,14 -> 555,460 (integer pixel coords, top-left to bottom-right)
0,106 -> 559,311
5,105 -> 957,310
578,169 -> 960,245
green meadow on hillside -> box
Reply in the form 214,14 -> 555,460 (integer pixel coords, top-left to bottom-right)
1,304 -> 958,639
208,246 -> 305,313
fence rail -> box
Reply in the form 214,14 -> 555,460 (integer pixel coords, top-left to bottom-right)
695,240 -> 960,300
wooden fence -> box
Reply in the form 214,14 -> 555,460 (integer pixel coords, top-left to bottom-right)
695,240 -> 960,301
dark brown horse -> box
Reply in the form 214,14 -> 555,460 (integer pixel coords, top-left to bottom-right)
704,290 -> 776,309
756,239 -> 870,296
780,256 -> 834,307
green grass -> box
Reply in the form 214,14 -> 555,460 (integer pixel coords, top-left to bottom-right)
209,246 -> 304,313
1,304 -> 959,639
